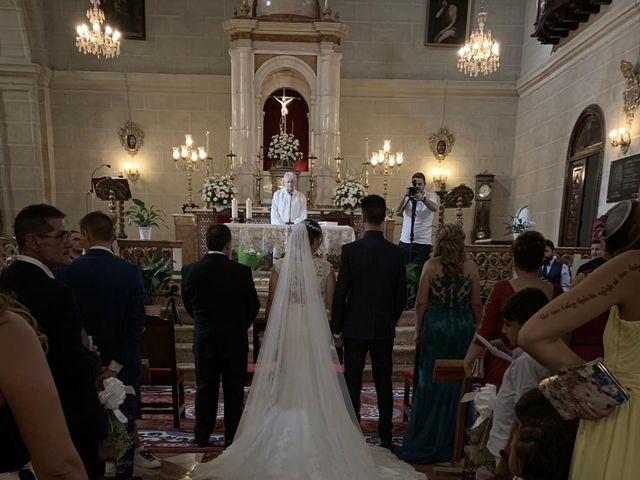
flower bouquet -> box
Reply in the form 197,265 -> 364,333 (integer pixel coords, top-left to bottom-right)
235,245 -> 266,271
267,132 -> 303,168
333,178 -> 367,214
202,175 -> 237,212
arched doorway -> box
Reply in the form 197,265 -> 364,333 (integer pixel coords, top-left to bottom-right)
262,88 -> 309,172
558,105 -> 605,247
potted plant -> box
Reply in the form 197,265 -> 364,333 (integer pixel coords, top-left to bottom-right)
504,205 -> 535,239
125,198 -> 167,240
132,248 -> 175,315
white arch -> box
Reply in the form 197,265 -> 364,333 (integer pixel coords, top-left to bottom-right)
254,55 -> 317,107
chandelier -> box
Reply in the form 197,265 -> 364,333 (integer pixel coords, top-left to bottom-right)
76,0 -> 121,59
457,3 -> 500,77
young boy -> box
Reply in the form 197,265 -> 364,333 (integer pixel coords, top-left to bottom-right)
486,288 -> 551,473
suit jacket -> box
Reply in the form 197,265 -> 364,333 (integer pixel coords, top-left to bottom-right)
0,260 -> 105,440
56,249 -> 145,386
181,253 -> 260,359
332,231 -> 407,340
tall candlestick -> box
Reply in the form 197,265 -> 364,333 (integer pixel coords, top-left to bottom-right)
231,198 -> 238,219
246,198 -> 252,219
229,126 -> 233,153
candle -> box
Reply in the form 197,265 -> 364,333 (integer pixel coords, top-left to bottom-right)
257,125 -> 262,151
231,198 -> 238,219
246,198 -> 252,220
365,137 -> 369,161
205,130 -> 210,156
310,129 -> 315,156
229,126 -> 233,153
337,131 -> 341,157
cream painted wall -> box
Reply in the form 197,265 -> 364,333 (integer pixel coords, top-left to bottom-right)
513,0 -> 640,243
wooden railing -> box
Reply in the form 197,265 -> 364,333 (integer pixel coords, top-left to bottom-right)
532,0 -> 612,45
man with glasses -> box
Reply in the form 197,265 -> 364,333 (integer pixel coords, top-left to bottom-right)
0,204 -> 106,479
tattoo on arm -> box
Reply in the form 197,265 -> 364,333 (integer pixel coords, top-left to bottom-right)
539,264 -> 640,320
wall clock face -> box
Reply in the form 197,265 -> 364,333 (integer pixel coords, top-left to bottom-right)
478,184 -> 492,198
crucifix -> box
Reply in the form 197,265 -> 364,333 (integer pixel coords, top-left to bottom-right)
273,88 -> 297,133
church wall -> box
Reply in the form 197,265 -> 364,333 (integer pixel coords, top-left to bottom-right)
42,0 -> 525,82
512,0 -> 640,242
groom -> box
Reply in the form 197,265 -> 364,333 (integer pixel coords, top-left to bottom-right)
332,195 -> 407,449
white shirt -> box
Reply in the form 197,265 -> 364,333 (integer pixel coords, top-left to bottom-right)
15,255 -> 54,279
487,348 -> 550,457
399,191 -> 439,245
271,189 -> 307,225
543,257 -> 571,292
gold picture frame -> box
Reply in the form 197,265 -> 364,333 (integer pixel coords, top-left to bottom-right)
118,120 -> 144,157
429,127 -> 455,162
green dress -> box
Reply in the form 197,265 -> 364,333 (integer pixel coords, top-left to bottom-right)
398,275 -> 475,464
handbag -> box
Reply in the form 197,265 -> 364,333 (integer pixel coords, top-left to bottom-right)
538,359 -> 630,420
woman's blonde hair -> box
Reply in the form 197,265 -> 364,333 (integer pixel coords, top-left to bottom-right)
433,223 -> 466,280
0,293 -> 48,351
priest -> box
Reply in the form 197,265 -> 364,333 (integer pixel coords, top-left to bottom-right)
270,171 -> 307,225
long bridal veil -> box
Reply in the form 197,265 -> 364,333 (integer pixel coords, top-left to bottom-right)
193,224 -> 425,480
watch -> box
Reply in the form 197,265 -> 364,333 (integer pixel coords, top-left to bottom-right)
478,184 -> 492,198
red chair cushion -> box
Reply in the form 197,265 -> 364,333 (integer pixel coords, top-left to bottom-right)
404,370 -> 413,380
148,367 -> 184,384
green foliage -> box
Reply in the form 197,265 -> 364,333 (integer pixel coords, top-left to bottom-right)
406,262 -> 422,306
132,248 -> 175,305
124,198 -> 167,229
504,205 -> 534,235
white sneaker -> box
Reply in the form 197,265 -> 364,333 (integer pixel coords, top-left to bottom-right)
134,448 -> 161,469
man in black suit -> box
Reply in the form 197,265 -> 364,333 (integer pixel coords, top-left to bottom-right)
0,204 -> 106,478
181,224 -> 260,448
332,195 -> 406,449
56,211 -> 145,479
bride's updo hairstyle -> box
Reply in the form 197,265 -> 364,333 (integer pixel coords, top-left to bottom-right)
303,219 -> 323,246
601,200 -> 640,256
433,223 -> 466,280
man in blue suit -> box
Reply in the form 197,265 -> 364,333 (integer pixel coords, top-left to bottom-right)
57,211 -> 145,479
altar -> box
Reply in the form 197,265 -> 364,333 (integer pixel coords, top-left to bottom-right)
226,223 -> 355,259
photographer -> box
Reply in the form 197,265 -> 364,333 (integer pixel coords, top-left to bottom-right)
395,172 -> 439,267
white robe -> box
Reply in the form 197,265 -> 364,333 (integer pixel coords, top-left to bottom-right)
270,189 -> 307,225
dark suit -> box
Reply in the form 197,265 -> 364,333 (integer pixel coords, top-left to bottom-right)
56,248 -> 145,479
181,252 -> 259,446
0,260 -> 106,479
332,231 -> 406,445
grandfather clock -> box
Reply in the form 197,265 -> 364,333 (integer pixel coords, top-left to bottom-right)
471,173 -> 495,242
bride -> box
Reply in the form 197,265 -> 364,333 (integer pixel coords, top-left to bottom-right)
193,220 -> 425,479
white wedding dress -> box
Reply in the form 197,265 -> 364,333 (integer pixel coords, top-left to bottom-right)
193,224 -> 425,480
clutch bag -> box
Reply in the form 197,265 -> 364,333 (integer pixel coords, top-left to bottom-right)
538,359 -> 630,420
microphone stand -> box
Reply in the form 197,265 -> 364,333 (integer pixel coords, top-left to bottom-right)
285,190 -> 294,225
399,193 -> 418,264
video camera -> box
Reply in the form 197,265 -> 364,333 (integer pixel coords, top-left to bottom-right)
407,179 -> 419,197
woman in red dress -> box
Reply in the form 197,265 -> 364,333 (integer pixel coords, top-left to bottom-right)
463,231 -> 563,388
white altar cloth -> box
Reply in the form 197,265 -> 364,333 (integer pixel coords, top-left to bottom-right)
225,223 -> 355,257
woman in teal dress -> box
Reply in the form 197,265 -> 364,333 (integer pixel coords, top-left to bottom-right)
398,224 -> 482,464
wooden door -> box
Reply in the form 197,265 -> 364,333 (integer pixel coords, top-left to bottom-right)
560,159 -> 586,246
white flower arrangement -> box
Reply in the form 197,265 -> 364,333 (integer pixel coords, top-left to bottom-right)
267,132 -> 303,167
332,178 -> 367,213
201,175 -> 238,211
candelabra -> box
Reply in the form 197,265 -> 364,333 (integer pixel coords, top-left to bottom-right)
369,140 -> 404,201
335,155 -> 344,184
432,168 -> 450,192
172,133 -> 207,210
309,155 -> 318,208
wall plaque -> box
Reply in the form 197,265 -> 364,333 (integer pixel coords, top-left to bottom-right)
607,153 -> 640,203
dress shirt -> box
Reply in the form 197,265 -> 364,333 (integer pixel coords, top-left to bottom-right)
542,257 -> 571,292
15,255 -> 54,279
270,189 -> 307,225
399,191 -> 439,245
487,348 -> 550,456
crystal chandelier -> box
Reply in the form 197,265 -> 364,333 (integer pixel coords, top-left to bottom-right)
457,3 -> 500,77
76,0 -> 121,59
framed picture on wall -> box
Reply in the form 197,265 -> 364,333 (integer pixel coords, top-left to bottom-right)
425,0 -> 472,46
102,0 -> 146,41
